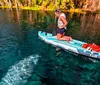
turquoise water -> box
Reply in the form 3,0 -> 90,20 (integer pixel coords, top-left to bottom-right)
0,9 -> 100,85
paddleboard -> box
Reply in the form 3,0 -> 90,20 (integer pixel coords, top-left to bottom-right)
38,31 -> 100,59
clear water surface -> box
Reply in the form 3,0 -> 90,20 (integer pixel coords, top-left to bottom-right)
0,9 -> 100,85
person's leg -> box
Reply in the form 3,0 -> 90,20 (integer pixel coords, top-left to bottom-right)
63,36 -> 72,41
54,32 -> 65,38
57,33 -> 63,40
57,33 -> 72,41
56,28 -> 72,41
57,33 -> 69,41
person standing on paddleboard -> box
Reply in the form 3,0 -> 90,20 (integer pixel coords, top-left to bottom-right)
55,9 -> 72,41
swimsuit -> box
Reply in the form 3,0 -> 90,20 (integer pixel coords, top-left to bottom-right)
57,13 -> 66,34
57,28 -> 66,34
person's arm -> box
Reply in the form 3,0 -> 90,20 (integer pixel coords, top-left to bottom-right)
59,16 -> 68,28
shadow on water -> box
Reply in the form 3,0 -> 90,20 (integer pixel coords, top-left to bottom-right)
0,9 -> 100,85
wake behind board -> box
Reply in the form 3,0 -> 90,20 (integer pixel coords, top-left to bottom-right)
38,31 -> 100,59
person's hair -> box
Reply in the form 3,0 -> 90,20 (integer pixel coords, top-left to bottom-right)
55,9 -> 61,13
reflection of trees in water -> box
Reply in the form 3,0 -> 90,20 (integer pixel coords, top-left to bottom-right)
15,9 -> 22,23
7,9 -> 22,24
80,14 -> 100,44
4,9 -> 100,44
21,10 -> 55,31
67,13 -> 100,44
9,10 -> 55,32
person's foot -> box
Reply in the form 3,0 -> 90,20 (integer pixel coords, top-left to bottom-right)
66,38 -> 70,42
69,36 -> 72,41
66,37 -> 72,42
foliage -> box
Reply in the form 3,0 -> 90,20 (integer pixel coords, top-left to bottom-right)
0,0 -> 100,12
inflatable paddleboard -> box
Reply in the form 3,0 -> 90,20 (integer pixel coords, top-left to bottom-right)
38,31 -> 100,59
